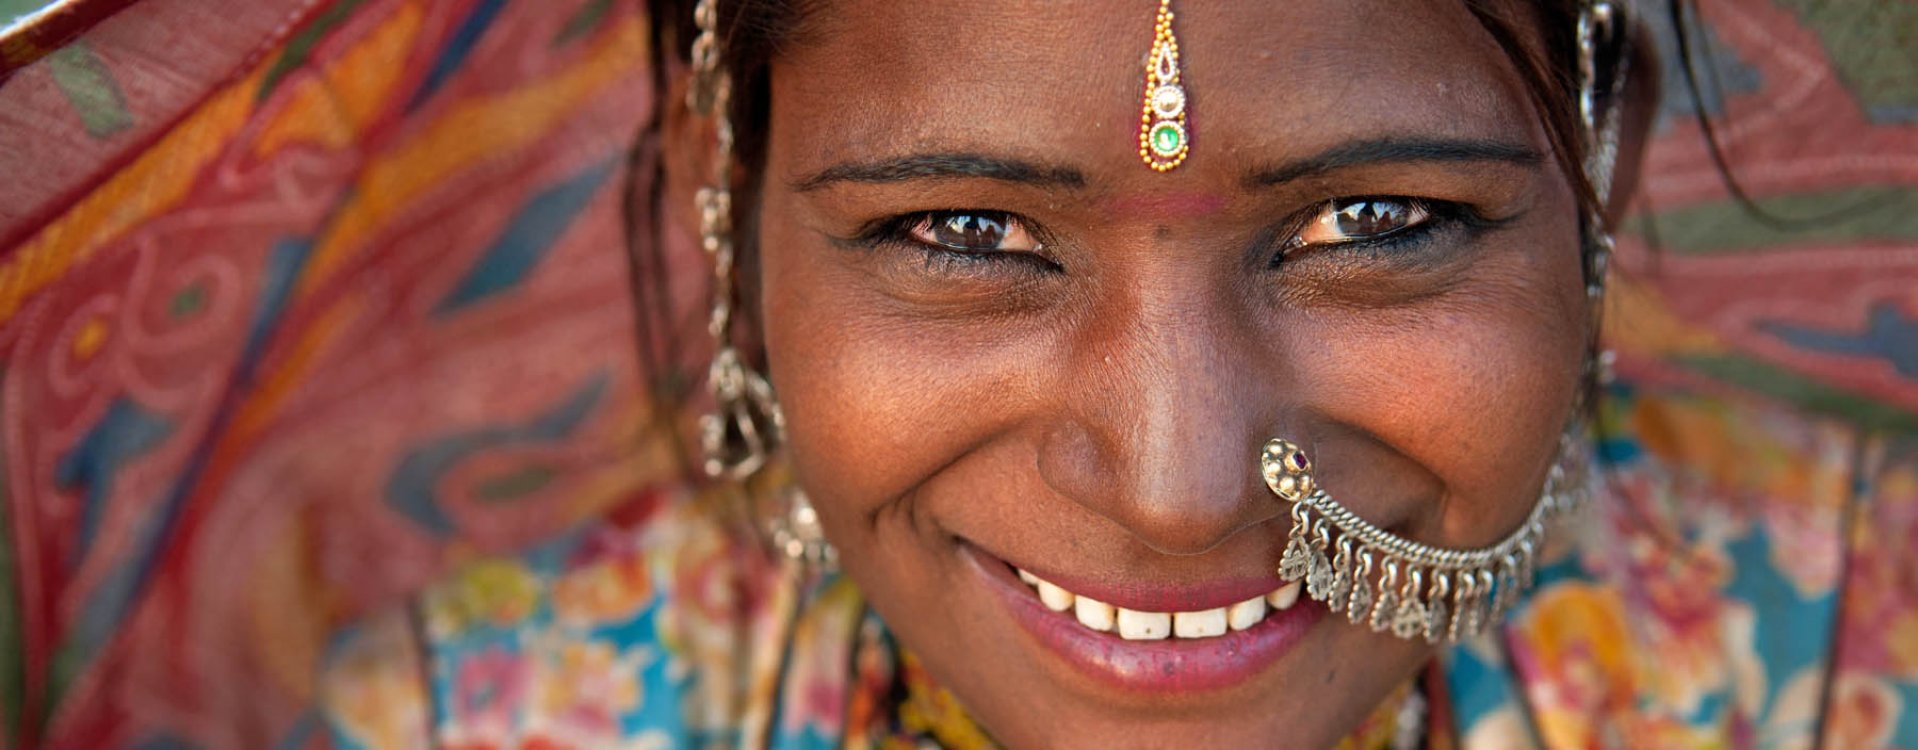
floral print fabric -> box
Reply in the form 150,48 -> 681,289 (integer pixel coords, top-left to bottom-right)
1448,387 -> 1918,748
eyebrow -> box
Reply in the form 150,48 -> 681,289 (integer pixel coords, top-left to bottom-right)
788,138 -> 1540,193
792,153 -> 1088,192
1247,137 -> 1543,187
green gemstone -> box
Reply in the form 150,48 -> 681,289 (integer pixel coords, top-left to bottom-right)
1149,121 -> 1184,157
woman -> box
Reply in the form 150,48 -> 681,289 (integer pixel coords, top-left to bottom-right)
313,1 -> 1856,747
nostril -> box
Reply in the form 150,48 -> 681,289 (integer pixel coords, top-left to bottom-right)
1115,494 -> 1276,557
1036,418 -> 1285,556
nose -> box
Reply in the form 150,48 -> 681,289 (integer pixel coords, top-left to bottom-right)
1035,289 -> 1288,556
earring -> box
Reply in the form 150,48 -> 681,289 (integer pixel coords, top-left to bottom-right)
1580,0 -> 1627,385
1579,0 -> 1625,220
688,0 -> 836,572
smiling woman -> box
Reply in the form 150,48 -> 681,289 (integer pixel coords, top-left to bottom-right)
736,1 -> 1615,745
323,0 -> 1658,746
6,0 -> 1916,744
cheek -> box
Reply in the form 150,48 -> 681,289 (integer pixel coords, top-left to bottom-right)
756,233 -> 1044,527
1299,246 -> 1588,541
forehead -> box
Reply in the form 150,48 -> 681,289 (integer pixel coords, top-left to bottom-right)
767,0 -> 1543,185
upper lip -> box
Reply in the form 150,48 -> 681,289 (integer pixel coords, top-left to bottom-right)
969,540 -> 1288,612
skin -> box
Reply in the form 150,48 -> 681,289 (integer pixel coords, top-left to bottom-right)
669,1 -> 1650,746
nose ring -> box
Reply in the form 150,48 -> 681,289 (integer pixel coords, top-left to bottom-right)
1260,435 -> 1570,643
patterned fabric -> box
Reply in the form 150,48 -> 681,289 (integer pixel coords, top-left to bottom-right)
1605,0 -> 1918,425
1447,388 -> 1918,748
0,0 -> 1912,747
0,0 -> 667,745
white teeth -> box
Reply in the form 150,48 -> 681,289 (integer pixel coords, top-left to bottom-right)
1268,581 -> 1302,611
1036,580 -> 1074,612
1117,608 -> 1172,640
1173,608 -> 1228,638
1227,596 -> 1268,631
1013,567 -> 1301,640
1075,596 -> 1117,632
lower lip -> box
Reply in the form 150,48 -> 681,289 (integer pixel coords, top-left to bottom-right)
965,546 -> 1326,694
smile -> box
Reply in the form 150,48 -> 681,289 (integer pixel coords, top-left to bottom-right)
1016,568 -> 1304,640
965,545 -> 1326,693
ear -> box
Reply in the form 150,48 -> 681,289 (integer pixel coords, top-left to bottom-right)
1601,20 -> 1661,225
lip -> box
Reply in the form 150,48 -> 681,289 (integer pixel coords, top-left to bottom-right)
963,543 -> 1326,694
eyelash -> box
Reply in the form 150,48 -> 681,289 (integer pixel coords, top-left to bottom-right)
1277,198 -> 1471,261
856,199 -> 1480,272
856,212 -> 1059,274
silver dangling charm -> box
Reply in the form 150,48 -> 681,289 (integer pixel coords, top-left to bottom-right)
699,347 -> 782,481
766,485 -> 837,571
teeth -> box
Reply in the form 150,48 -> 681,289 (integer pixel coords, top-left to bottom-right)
1267,581 -> 1302,611
1173,608 -> 1228,638
1014,567 -> 1303,641
1227,596 -> 1267,631
1074,596 -> 1116,632
1117,608 -> 1172,640
1036,580 -> 1074,612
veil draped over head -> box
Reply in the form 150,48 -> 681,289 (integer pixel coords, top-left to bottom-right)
0,0 -> 1913,746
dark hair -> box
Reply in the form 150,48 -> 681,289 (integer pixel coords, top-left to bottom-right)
628,0 -> 1621,424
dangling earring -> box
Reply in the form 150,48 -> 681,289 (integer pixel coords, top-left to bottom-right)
1580,0 -> 1626,382
688,0 -> 835,572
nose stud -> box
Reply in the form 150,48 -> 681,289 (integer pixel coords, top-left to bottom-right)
1260,438 -> 1315,502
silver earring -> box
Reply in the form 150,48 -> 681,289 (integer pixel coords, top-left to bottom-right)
1579,0 -> 1625,309
689,0 -> 836,572
1580,1 -> 1628,393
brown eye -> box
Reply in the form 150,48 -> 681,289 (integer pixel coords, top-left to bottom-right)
910,212 -> 1040,253
1293,198 -> 1431,248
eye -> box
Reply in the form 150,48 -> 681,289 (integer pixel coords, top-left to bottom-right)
1292,198 -> 1432,248
908,211 -> 1042,253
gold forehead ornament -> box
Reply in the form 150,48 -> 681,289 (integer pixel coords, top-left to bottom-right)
1139,0 -> 1189,171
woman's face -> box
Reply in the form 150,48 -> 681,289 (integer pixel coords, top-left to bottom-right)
753,0 -> 1587,745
